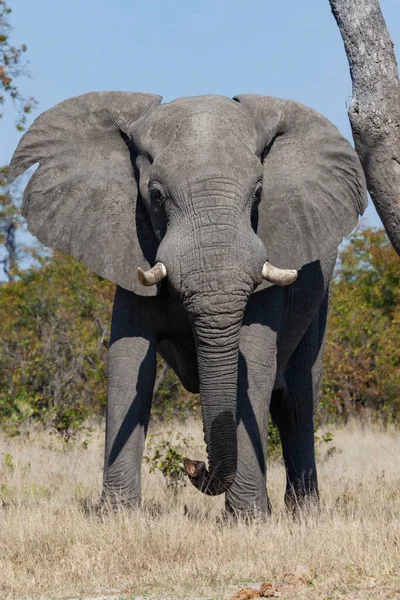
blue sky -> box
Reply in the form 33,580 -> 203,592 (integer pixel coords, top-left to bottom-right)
2,0 -> 400,232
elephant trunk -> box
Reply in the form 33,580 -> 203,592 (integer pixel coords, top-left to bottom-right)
185,312 -> 243,495
156,184 -> 268,495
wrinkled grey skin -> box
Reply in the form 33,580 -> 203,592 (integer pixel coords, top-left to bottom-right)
10,92 -> 367,515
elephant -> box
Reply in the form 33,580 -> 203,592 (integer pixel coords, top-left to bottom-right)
9,92 -> 367,516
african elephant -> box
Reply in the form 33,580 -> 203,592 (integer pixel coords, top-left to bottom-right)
10,92 -> 367,516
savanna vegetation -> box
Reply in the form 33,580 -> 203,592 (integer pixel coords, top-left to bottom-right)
0,421 -> 399,600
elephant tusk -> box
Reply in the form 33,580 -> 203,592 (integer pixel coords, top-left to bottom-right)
262,261 -> 298,286
137,262 -> 167,286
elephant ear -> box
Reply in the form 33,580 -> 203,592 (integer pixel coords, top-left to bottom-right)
233,95 -> 367,272
9,91 -> 162,295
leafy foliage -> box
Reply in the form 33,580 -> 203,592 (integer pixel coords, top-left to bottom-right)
144,431 -> 197,492
320,227 -> 400,423
1,1 -> 38,281
0,1 -> 37,130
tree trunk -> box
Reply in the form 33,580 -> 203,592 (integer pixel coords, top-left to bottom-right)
329,0 -> 400,256
2,218 -> 17,282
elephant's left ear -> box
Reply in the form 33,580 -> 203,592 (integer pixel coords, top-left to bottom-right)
233,94 -> 367,271
9,91 -> 162,295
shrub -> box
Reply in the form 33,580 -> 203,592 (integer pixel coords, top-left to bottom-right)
0,253 -> 113,436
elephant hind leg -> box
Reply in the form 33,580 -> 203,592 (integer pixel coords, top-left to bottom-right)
271,290 -> 330,511
157,337 -> 199,394
270,385 -> 318,512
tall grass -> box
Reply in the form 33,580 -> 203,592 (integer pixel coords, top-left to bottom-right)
0,420 -> 399,600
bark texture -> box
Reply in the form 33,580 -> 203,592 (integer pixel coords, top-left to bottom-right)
329,0 -> 400,255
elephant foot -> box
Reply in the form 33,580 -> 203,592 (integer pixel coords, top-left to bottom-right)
284,486 -> 320,517
220,505 -> 270,524
224,494 -> 272,523
100,486 -> 141,512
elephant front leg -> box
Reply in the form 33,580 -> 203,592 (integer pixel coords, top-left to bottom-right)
102,287 -> 157,508
225,290 -> 280,518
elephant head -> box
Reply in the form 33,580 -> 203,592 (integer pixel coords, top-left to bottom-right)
9,92 -> 367,495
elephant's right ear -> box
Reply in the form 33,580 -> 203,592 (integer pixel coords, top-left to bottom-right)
233,95 -> 368,273
9,91 -> 162,295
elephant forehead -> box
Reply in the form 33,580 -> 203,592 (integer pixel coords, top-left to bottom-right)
141,95 -> 259,153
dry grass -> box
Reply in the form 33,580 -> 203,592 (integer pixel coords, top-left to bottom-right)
0,420 -> 399,600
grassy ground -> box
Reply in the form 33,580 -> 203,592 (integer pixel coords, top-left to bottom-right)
0,420 -> 399,600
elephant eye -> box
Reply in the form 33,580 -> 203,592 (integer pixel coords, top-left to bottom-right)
147,184 -> 167,241
252,183 -> 263,211
149,186 -> 166,206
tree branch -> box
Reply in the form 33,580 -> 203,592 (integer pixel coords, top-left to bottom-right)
329,0 -> 400,255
